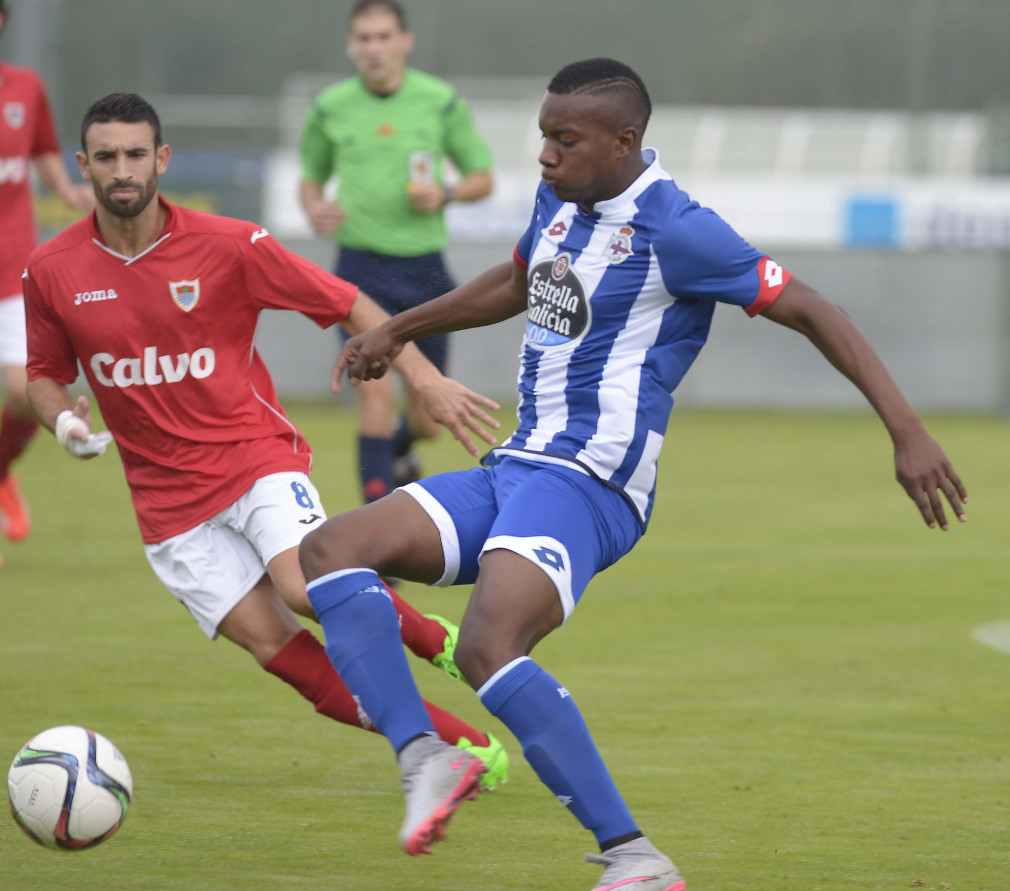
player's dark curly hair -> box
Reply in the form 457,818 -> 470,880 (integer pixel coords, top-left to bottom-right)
80,93 -> 163,151
547,58 -> 652,133
350,0 -> 406,29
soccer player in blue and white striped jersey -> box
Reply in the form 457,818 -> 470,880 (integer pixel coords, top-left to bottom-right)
300,58 -> 966,891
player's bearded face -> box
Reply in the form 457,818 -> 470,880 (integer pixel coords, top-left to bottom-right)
96,167 -> 158,218
80,121 -> 167,220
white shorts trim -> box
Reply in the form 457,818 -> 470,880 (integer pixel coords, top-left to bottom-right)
0,296 -> 27,366
144,472 -> 326,639
400,481 -> 460,586
481,534 -> 576,622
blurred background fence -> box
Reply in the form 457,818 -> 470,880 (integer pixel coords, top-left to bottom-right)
7,0 -> 1010,411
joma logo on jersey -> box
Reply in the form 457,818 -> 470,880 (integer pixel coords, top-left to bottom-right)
0,156 -> 27,184
74,288 -> 118,306
90,347 -> 216,388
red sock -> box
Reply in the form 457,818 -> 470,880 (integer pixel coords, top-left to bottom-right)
0,407 -> 39,480
383,582 -> 450,661
263,629 -> 489,747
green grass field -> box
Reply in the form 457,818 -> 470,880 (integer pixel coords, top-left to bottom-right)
1,404 -> 1007,891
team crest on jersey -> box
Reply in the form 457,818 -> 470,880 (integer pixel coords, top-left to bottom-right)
525,253 -> 590,350
602,226 -> 634,264
3,102 -> 25,130
169,279 -> 201,312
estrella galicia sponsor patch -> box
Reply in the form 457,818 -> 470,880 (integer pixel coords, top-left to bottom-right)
525,253 -> 590,349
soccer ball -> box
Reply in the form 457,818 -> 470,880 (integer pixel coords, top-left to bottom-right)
7,725 -> 133,849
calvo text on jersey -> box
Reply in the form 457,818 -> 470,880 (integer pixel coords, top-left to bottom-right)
526,253 -> 590,349
90,347 -> 216,388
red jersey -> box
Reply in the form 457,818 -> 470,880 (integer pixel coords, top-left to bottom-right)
0,61 -> 59,298
24,198 -> 359,543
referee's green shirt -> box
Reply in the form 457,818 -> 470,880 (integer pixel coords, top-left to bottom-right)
299,69 -> 493,257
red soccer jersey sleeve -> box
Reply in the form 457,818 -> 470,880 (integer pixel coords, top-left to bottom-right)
23,264 -> 78,384
238,224 -> 358,325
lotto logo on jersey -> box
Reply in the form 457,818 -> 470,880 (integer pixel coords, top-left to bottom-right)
0,156 -> 27,184
525,253 -> 591,350
759,256 -> 789,289
89,346 -> 216,389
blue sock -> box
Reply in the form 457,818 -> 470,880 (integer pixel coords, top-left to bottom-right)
358,435 -> 394,503
306,568 -> 434,753
479,657 -> 639,845
392,413 -> 414,459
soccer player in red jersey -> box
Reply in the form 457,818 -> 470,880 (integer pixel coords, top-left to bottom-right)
0,0 -> 92,564
23,92 -> 509,787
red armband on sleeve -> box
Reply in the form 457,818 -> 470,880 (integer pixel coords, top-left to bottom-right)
746,257 -> 792,317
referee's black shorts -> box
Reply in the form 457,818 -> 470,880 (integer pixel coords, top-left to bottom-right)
335,247 -> 454,372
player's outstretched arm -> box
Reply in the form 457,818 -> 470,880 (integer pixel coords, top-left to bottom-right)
334,290 -> 502,458
337,261 -> 526,387
26,378 -> 111,460
759,277 -> 967,531
389,348 -> 501,459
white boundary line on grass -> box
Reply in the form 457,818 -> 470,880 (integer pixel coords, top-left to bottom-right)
973,621 -> 1010,655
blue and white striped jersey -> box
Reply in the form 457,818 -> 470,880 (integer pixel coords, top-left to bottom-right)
485,149 -> 790,529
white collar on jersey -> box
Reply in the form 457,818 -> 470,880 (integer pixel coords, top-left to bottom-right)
91,231 -> 173,266
589,148 -> 667,217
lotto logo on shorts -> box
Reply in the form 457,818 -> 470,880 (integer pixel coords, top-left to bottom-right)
89,346 -> 216,388
533,546 -> 565,572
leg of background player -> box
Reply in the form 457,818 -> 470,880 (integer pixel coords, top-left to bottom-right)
0,364 -> 38,544
356,374 -> 397,504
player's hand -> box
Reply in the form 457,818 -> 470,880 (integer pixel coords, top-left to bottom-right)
65,184 -> 95,215
306,199 -> 345,237
410,375 -> 501,458
332,328 -> 403,393
407,182 -> 446,214
54,396 -> 112,460
893,429 -> 967,531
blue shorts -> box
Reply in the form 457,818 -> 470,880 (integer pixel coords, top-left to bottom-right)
400,457 -> 642,621
335,248 -> 454,372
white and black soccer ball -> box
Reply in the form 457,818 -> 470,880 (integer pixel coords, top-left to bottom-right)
7,725 -> 133,849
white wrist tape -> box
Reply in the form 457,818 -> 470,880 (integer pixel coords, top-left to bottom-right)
55,410 -> 113,458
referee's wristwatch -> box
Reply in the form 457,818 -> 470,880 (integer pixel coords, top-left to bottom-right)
442,185 -> 454,206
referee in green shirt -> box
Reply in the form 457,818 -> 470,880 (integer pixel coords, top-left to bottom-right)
299,0 -> 494,505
